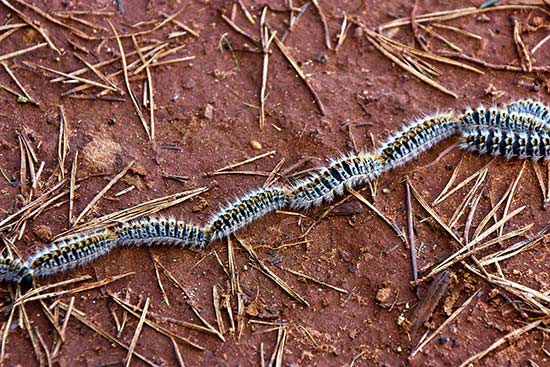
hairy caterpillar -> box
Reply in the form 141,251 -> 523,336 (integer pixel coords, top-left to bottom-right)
114,217 -> 211,248
0,257 -> 32,285
506,99 -> 550,126
207,187 -> 289,239
459,126 -> 550,161
3,99 -> 549,286
377,113 -> 458,170
289,153 -> 384,209
460,105 -> 550,134
29,229 -> 117,278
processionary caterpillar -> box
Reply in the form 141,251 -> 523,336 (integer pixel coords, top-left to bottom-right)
2,99 -> 549,285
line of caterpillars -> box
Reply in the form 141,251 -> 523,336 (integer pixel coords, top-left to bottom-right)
2,99 -> 550,286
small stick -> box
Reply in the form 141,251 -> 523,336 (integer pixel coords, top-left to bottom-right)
11,0 -> 92,39
68,151 -> 78,225
406,271 -> 450,330
221,14 -> 260,45
132,36 -> 155,141
213,150 -> 276,172
282,267 -> 348,294
272,35 -> 327,115
411,0 -> 428,51
335,14 -> 350,51
108,21 -> 151,140
171,337 -> 186,367
417,23 -> 463,52
532,33 -> 550,54
459,319 -> 542,367
348,188 -> 407,243
125,297 -> 150,367
512,16 -> 532,72
161,12 -> 199,38
148,56 -> 195,68
312,0 -> 332,50
411,289 -> 480,357
431,23 -> 482,39
259,8 -> 276,130
1,62 -> 37,105
212,285 -> 225,335
150,253 -> 169,305
405,177 -> 418,283
25,61 -> 118,92
57,302 -> 160,367
73,53 -> 118,90
0,0 -> 58,52
73,161 -> 134,225
0,42 -> 47,62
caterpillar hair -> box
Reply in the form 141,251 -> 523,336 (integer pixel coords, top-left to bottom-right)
114,217 -> 211,248
377,112 -> 458,170
459,126 -> 550,161
29,229 -> 116,278
207,187 -> 289,240
460,105 -> 550,134
0,257 -> 32,285
506,99 -> 550,126
289,152 -> 384,209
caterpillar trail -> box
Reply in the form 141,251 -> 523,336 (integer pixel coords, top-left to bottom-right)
114,217 -> 211,248
377,113 -> 458,171
459,126 -> 550,161
506,99 -> 550,126
3,99 -> 549,286
207,187 -> 289,239
460,105 -> 550,134
289,153 -> 384,209
29,229 -> 116,278
0,257 -> 32,285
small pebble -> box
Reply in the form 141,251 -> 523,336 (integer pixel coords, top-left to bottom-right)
250,140 -> 262,150
204,103 -> 214,120
107,117 -> 117,125
382,188 -> 390,194
438,336 -> 449,344
16,96 -> 29,104
452,338 -> 460,348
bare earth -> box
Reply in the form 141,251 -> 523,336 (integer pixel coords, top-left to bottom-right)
0,0 -> 549,366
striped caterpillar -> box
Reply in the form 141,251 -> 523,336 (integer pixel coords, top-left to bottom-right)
289,153 -> 384,209
2,99 -> 549,286
460,105 -> 550,134
377,113 -> 459,171
459,126 -> 550,161
207,187 -> 289,239
0,257 -> 32,285
28,229 -> 116,278
114,217 -> 211,248
506,99 -> 550,127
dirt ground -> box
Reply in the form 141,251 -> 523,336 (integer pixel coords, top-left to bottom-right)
0,0 -> 549,366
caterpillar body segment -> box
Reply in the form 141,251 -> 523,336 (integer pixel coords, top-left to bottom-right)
459,127 -> 550,161
0,257 -> 32,285
29,229 -> 116,278
207,187 -> 289,240
114,217 -> 211,248
377,113 -> 459,171
506,99 -> 550,126
460,105 -> 550,134
289,153 -> 384,209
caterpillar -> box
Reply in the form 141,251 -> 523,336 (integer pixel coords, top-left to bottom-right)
459,126 -> 550,161
460,105 -> 550,134
29,229 -> 117,278
505,99 -> 550,127
207,187 -> 289,239
2,99 -> 549,286
114,217 -> 211,248
377,113 -> 459,171
288,153 -> 384,209
0,257 -> 32,285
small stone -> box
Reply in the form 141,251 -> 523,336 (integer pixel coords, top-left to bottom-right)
107,117 -> 116,125
33,225 -> 53,242
375,287 -> 392,304
438,336 -> 449,344
452,338 -> 460,348
16,96 -> 29,104
203,103 -> 214,120
249,140 -> 262,150
183,79 -> 196,89
382,188 -> 390,194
